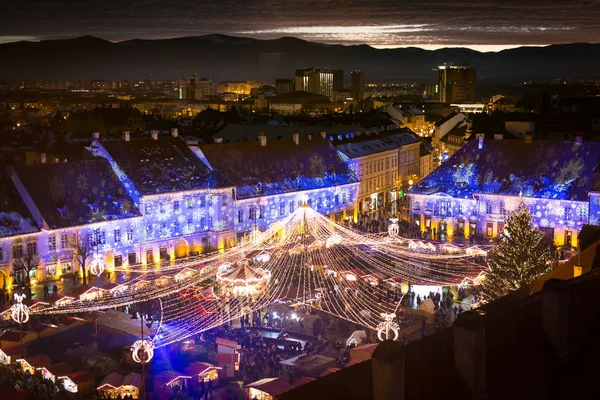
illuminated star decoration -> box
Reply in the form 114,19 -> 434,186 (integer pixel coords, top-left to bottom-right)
131,338 -> 155,364
89,253 -> 106,276
11,293 -> 30,324
388,218 -> 400,236
377,312 -> 399,342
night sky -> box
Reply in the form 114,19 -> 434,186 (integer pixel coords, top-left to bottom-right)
1,0 -> 599,51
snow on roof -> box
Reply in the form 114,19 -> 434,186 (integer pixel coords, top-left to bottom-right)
409,139 -> 600,201
0,163 -> 38,238
14,159 -> 140,229
200,137 -> 357,199
101,137 -> 232,195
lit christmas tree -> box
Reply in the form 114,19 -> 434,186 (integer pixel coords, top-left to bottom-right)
481,204 -> 553,302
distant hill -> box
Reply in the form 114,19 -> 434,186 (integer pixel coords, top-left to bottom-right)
0,34 -> 599,81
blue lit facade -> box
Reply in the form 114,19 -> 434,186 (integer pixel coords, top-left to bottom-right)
0,135 -> 358,284
408,138 -> 600,246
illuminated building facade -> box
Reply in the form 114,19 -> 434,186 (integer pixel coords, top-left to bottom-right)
438,65 -> 477,104
0,131 -> 358,285
408,137 -> 600,245
335,132 -> 420,215
294,68 -> 335,100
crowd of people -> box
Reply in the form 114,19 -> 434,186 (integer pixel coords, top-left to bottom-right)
0,363 -> 77,399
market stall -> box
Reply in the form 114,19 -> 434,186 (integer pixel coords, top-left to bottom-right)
153,371 -> 192,400
245,377 -> 292,400
184,362 -> 221,391
17,354 -> 52,374
38,362 -> 73,383
58,371 -> 95,396
0,345 -> 25,365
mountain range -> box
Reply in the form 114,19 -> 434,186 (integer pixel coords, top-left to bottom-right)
0,34 -> 599,82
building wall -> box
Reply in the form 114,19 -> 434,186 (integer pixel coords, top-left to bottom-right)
409,193 -> 590,246
233,184 -> 358,240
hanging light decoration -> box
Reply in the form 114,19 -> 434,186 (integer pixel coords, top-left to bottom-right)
89,253 -> 106,276
377,312 -> 399,342
11,293 -> 30,324
388,218 -> 400,236
131,339 -> 155,364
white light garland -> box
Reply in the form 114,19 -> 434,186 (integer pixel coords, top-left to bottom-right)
388,218 -> 400,236
89,253 -> 106,276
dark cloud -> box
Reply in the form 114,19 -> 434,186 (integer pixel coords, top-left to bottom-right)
0,0 -> 598,48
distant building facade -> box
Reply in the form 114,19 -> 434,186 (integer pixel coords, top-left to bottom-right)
294,68 -> 335,100
408,138 -> 600,245
438,65 -> 477,104
350,70 -> 365,103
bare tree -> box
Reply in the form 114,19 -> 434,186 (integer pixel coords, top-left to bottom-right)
13,252 -> 40,298
71,231 -> 92,285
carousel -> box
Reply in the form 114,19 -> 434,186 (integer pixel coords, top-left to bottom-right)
216,261 -> 271,297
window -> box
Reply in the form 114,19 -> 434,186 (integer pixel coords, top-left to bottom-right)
259,206 -> 265,219
144,203 -> 152,215
249,207 -> 256,220
238,210 -> 244,223
270,204 -> 277,218
97,231 -> 106,245
114,255 -> 123,267
440,201 -> 447,215
335,195 -> 340,206
145,225 -> 152,238
114,229 -> 121,244
61,234 -> 69,249
159,247 -> 169,261
577,206 -> 587,221
280,203 -> 286,216
186,198 -> 195,209
27,241 -> 37,256
207,196 -> 213,207
128,252 -> 137,265
127,227 -> 133,242
208,217 -> 213,229
86,232 -> 93,244
485,200 -> 492,214
159,202 -> 165,213
173,201 -> 179,212
565,207 -> 572,220
0,248 -> 4,262
499,201 -> 506,216
413,201 -> 421,211
342,191 -> 348,204
48,235 -> 56,251
458,203 -> 463,215
160,222 -> 167,236
289,201 -> 295,213
200,217 -> 206,230
222,195 -> 228,206
174,221 -> 180,235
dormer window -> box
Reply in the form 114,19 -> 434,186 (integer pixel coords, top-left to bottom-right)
256,182 -> 262,193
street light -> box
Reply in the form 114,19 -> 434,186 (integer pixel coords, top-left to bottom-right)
11,289 -> 29,358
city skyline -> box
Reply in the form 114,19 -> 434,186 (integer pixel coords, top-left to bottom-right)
1,0 -> 599,51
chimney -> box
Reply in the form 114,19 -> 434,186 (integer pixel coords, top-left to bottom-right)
171,128 -> 179,138
476,133 -> 484,150
293,132 -> 300,145
542,279 -> 570,358
494,133 -> 503,141
123,131 -> 131,141
92,132 -> 100,141
454,310 -> 486,399
91,145 -> 99,157
151,130 -> 159,140
525,132 -> 533,143
320,132 -> 327,139
372,341 -> 406,400
214,137 -> 223,144
259,133 -> 267,147
40,153 -> 47,164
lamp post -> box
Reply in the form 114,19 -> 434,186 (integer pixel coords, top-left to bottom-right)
11,287 -> 29,358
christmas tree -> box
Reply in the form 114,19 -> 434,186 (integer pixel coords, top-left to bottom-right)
481,204 -> 553,302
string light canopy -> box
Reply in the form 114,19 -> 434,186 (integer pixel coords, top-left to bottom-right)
30,206 -> 486,348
